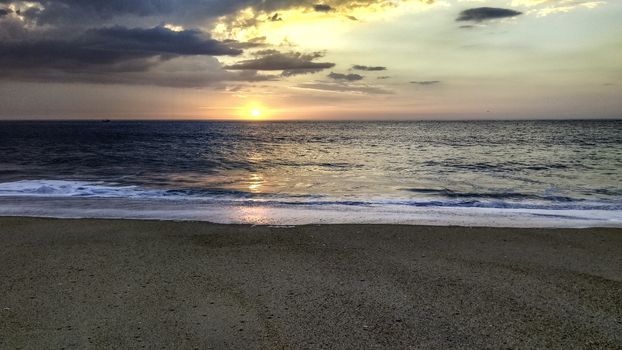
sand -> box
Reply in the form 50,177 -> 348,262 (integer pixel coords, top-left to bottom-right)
0,217 -> 621,349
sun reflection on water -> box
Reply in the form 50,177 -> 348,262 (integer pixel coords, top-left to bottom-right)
248,173 -> 263,193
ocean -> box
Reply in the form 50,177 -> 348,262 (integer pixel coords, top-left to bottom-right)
1,120 -> 621,227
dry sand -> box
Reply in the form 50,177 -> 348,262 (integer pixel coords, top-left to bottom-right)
1,217 -> 621,349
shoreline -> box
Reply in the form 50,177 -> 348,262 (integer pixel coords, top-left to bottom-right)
1,196 -> 621,228
1,217 -> 621,348
1,214 -> 621,230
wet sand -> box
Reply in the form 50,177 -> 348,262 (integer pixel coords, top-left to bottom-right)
1,217 -> 621,349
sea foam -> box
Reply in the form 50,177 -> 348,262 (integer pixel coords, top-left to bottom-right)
0,180 -> 621,228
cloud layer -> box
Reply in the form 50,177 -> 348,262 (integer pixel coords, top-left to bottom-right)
0,0 -> 607,90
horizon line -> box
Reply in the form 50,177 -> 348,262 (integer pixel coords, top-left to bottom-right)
1,117 -> 621,122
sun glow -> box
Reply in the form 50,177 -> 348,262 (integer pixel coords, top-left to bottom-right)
240,103 -> 268,120
250,108 -> 262,118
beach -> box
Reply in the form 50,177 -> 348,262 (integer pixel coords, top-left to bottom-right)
1,217 -> 620,349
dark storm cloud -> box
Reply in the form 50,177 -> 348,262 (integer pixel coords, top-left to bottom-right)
313,4 -> 334,12
88,26 -> 242,56
456,7 -> 522,22
0,26 -> 241,70
411,80 -> 440,85
328,72 -> 364,81
0,26 -> 270,87
225,51 -> 335,76
352,65 -> 386,71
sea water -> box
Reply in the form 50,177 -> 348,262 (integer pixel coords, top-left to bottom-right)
0,120 -> 620,227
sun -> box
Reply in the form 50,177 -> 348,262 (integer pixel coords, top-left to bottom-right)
242,103 -> 268,120
250,108 -> 262,118
238,102 -> 269,120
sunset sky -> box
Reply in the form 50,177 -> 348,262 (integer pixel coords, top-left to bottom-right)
0,0 -> 620,120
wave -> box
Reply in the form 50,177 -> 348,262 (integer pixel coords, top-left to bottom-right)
0,180 -> 621,211
404,188 -> 576,202
0,180 -> 166,198
0,180 -> 318,200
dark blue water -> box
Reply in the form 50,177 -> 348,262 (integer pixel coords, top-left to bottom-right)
1,120 -> 621,210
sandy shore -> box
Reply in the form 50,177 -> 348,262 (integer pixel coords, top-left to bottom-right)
1,217 -> 621,349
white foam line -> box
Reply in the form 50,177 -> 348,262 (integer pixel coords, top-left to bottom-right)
0,197 -> 620,228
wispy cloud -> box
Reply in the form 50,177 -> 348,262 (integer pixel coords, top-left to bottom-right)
297,82 -> 393,95
352,65 -> 387,71
456,7 -> 523,22
328,72 -> 364,81
411,80 -> 441,85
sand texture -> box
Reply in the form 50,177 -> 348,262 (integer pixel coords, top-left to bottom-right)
1,217 -> 621,349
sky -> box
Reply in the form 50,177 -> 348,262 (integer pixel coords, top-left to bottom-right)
0,0 -> 620,120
